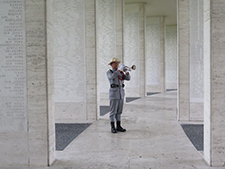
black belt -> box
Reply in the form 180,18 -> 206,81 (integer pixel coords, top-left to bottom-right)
111,84 -> 125,88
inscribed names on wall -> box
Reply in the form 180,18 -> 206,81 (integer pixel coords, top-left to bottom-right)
146,17 -> 161,86
0,0 -> 27,132
190,0 -> 204,102
96,0 -> 116,94
124,4 -> 139,88
53,0 -> 86,103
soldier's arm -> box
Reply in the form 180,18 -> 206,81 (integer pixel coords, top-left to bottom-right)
124,72 -> 131,81
107,70 -> 120,80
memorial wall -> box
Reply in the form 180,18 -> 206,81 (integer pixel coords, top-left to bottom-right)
96,0 -> 116,102
189,0 -> 204,121
53,0 -> 87,120
0,0 -> 28,165
0,0 -> 55,166
165,25 -> 177,89
146,17 -> 165,92
0,0 -> 27,132
124,4 -> 140,97
190,0 -> 204,103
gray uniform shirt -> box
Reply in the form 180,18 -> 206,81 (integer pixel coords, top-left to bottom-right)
107,69 -> 131,100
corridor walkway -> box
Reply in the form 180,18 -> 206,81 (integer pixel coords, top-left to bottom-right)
53,91 -> 224,169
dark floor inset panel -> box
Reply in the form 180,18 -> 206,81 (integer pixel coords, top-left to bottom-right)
166,89 -> 177,92
55,123 -> 91,151
147,92 -> 160,96
100,106 -> 110,116
181,124 -> 203,151
126,97 -> 141,103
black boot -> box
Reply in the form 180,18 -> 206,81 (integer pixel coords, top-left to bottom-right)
111,122 -> 117,133
116,121 -> 126,132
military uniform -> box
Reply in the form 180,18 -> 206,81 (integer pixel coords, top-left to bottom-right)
107,57 -> 131,133
106,69 -> 130,122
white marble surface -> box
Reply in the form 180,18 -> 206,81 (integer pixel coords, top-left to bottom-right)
47,0 -> 56,165
124,4 -> 140,97
85,0 -> 98,120
146,16 -> 165,93
96,0 -> 116,94
10,91 -> 223,169
0,0 -> 27,132
52,0 -> 87,121
190,0 -> 204,103
204,0 -> 225,166
2,91 -> 224,168
177,0 -> 190,121
165,25 -> 177,90
124,3 -> 146,97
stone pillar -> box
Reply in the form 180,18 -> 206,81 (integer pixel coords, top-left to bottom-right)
52,0 -> 97,121
0,0 -> 55,166
116,0 -> 124,61
146,16 -> 165,93
46,0 -> 56,165
86,0 -> 97,120
96,0 -> 117,105
189,0 -> 204,121
139,3 -> 146,97
177,0 -> 190,121
96,0 -> 124,108
124,3 -> 146,97
165,25 -> 177,90
204,0 -> 225,166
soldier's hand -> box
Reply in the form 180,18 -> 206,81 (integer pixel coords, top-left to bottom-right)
126,72 -> 129,76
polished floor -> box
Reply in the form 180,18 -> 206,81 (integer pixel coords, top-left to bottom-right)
4,91 -> 225,169
52,91 -> 224,169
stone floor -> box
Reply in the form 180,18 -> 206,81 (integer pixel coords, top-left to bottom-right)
52,91 -> 223,169
3,91 -> 225,169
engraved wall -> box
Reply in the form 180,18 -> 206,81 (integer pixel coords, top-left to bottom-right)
124,4 -> 140,96
165,25 -> 177,89
190,0 -> 204,102
96,0 -> 116,95
53,0 -> 86,103
0,0 -> 55,166
146,17 -> 165,92
53,0 -> 86,120
0,0 -> 27,132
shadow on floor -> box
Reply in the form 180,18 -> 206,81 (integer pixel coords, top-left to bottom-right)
146,92 -> 161,96
55,123 -> 91,151
100,106 -> 110,116
126,97 -> 141,103
166,89 -> 177,92
181,124 -> 203,151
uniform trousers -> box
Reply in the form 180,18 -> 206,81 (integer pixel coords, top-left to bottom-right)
109,99 -> 124,122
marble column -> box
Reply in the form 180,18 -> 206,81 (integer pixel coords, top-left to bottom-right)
124,3 -> 146,97
146,16 -> 165,93
52,0 -> 97,121
0,0 -> 55,166
86,0 -> 97,120
96,0 -> 116,105
96,0 -> 124,106
139,3 -> 146,97
204,0 -> 225,166
189,0 -> 204,121
165,25 -> 177,90
177,0 -> 190,121
116,0 -> 124,61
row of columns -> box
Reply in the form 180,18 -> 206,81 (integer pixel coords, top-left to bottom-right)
4,0 -> 225,167
0,0 -> 177,166
177,0 -> 225,166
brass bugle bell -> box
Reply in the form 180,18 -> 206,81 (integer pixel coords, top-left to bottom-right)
123,65 -> 136,72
